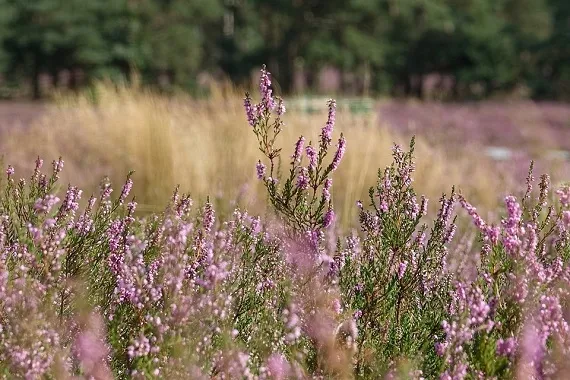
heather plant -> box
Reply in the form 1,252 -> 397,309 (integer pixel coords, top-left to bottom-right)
438,165 -> 570,378
335,140 -> 457,377
0,159 -> 304,378
245,69 -> 360,377
245,65 -> 345,235
245,66 -> 458,378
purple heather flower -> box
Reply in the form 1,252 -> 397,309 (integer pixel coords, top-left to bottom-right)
320,99 -> 336,148
256,160 -> 266,179
118,178 -> 133,205
100,181 -> 113,200
266,353 -> 290,380
296,167 -> 309,190
380,200 -> 389,213
34,194 -> 60,214
460,196 -> 499,244
538,174 -> 550,206
259,66 -> 275,112
398,260 -> 408,279
5,165 -> 14,178
52,157 -> 64,179
31,157 -> 43,182
75,314 -> 112,377
557,186 -> 570,207
323,178 -> 332,201
517,321 -> 545,378
323,208 -> 335,228
62,185 -> 82,213
330,134 -> 346,171
244,94 -> 256,127
420,195 -> 428,216
444,224 -> 457,244
501,195 -> 522,255
496,337 -> 517,358
276,97 -> 286,116
202,201 -> 215,234
292,136 -> 305,163
562,210 -> 570,229
332,298 -> 343,314
305,145 -> 317,170
435,342 -> 447,357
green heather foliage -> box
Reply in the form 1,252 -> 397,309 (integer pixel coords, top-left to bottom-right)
2,68 -> 570,379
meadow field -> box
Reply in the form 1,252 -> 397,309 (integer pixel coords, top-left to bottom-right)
1,70 -> 570,379
4,83 -> 570,225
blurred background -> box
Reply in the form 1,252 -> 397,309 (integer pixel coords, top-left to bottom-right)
0,0 -> 569,227
0,0 -> 569,99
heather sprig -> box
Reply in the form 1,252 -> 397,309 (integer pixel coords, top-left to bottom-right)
245,67 -> 345,236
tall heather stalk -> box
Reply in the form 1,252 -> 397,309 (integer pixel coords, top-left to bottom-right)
244,66 -> 345,238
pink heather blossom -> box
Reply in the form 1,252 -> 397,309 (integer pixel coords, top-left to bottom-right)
496,337 -> 517,358
460,196 -> 500,244
305,145 -> 317,170
398,260 -> 408,279
323,208 -> 335,228
62,185 -> 82,213
5,165 -> 14,177
75,314 -> 112,378
296,167 -> 309,190
100,182 -> 113,200
202,201 -> 215,234
34,195 -> 60,214
556,186 -> 570,207
330,134 -> 346,171
332,298 -> 343,314
320,99 -> 336,148
256,160 -> 266,179
276,97 -> 286,116
118,178 -> 133,205
517,321 -> 545,378
323,178 -> 332,201
266,353 -> 290,380
35,156 -> 43,170
420,195 -> 428,216
435,342 -> 447,357
292,136 -> 305,163
244,94 -> 256,126
52,157 -> 64,179
561,210 -> 570,230
259,66 -> 275,112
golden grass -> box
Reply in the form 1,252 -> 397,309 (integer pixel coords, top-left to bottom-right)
0,82 -> 511,228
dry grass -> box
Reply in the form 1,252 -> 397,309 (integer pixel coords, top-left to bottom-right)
0,82 -> 512,228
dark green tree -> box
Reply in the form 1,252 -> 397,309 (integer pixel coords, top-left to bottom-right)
532,0 -> 570,99
133,0 -> 223,92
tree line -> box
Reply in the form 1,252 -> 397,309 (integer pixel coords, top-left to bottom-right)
0,0 -> 568,100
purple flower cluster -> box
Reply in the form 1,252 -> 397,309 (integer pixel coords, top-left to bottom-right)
320,99 -> 336,149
